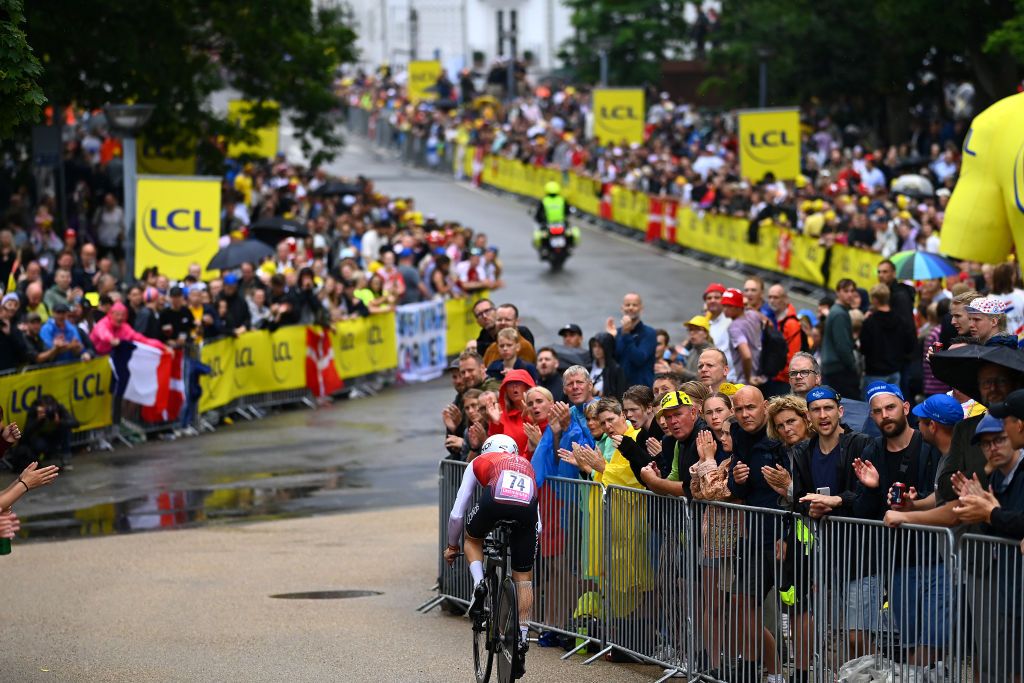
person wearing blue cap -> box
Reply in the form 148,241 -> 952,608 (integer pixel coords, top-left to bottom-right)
952,411 -> 1024,681
852,381 -> 948,662
881,394 -> 964,529
788,385 -> 875,682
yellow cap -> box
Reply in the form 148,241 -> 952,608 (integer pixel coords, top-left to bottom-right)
656,390 -> 693,416
896,194 -> 909,209
812,199 -> 824,211
685,315 -> 711,332
824,210 -> 837,222
859,196 -> 870,206
718,382 -> 744,396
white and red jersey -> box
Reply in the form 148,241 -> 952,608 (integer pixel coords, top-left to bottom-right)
471,452 -> 537,505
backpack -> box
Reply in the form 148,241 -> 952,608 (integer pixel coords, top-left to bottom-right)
759,321 -> 790,378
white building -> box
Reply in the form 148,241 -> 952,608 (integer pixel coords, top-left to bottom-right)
337,0 -> 574,76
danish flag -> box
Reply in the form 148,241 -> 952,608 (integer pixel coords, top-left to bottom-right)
306,327 -> 343,398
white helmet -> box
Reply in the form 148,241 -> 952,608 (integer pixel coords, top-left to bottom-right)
480,434 -> 519,456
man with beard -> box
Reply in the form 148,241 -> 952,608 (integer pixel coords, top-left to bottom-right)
852,382 -> 945,666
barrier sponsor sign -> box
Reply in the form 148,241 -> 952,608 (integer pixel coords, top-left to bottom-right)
0,358 -> 113,432
396,300 -> 447,382
738,108 -> 801,181
408,61 -> 442,103
135,176 -> 221,281
592,89 -> 645,145
333,313 -> 398,379
226,100 -> 280,159
199,326 -> 309,412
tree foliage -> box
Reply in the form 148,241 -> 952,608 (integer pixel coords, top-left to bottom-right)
706,0 -> 1021,139
560,0 -> 690,86
0,0 -> 46,140
25,0 -> 357,165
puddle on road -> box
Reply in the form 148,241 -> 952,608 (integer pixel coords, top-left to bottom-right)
18,471 -> 362,540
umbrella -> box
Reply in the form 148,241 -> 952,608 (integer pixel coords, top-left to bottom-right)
889,250 -> 960,280
891,174 -> 935,198
313,181 -> 361,197
930,344 -> 1024,403
249,216 -> 308,245
207,239 -> 274,271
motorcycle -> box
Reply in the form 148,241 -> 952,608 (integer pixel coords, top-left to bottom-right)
532,209 -> 578,271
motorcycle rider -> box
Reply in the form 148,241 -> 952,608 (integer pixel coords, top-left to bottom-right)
533,181 -> 580,257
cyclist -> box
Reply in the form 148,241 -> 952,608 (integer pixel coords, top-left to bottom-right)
444,434 -> 539,676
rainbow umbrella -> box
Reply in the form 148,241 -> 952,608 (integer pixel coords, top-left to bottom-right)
888,250 -> 960,280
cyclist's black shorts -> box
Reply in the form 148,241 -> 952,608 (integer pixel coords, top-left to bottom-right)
465,488 -> 539,573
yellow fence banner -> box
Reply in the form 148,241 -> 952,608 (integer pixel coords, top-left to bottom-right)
226,100 -> 280,159
829,244 -> 882,290
592,89 -> 645,145
408,61 -> 443,103
135,176 -> 222,281
333,313 -> 398,379
737,108 -> 801,182
0,358 -> 113,432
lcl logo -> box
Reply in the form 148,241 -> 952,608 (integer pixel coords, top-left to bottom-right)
747,131 -> 796,148
599,106 -> 639,120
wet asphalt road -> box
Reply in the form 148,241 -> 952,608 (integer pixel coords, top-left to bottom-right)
12,134 -> 812,539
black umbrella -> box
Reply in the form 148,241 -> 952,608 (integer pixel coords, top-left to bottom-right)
313,181 -> 361,197
930,344 -> 1024,403
249,216 -> 308,245
207,239 -> 274,271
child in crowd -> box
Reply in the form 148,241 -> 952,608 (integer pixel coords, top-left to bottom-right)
486,327 -> 540,383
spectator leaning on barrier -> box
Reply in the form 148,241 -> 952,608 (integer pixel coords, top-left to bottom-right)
40,302 -> 90,363
532,365 -> 596,488
821,278 -> 861,400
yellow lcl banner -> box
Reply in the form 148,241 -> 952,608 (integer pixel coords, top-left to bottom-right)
199,326 -> 308,413
737,108 -> 801,182
332,313 -> 398,379
592,89 -> 645,146
226,100 -> 280,159
0,357 -> 113,432
408,61 -> 442,103
135,176 -> 222,281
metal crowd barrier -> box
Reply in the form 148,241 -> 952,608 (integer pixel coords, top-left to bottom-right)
427,461 -> 1022,682
956,533 -> 1024,682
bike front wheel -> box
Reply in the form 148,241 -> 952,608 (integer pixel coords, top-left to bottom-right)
495,578 -> 519,683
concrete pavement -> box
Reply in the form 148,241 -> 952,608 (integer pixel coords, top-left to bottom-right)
2,504 -> 654,682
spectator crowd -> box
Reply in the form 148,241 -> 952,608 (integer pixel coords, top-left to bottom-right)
441,273 -> 1024,680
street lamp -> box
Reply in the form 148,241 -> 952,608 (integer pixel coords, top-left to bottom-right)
756,47 -> 773,109
594,36 -> 613,87
104,103 -> 155,282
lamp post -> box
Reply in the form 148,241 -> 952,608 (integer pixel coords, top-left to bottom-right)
594,36 -> 613,87
104,103 -> 155,282
756,47 -> 773,109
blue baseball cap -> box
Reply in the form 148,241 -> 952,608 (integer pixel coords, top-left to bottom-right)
865,381 -> 904,404
911,394 -> 964,426
223,272 -> 240,285
971,413 -> 1006,445
797,308 -> 818,327
806,386 -> 840,406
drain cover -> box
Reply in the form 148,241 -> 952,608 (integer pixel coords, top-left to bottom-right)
270,590 -> 383,600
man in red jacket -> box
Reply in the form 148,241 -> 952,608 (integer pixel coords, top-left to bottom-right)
766,284 -> 806,397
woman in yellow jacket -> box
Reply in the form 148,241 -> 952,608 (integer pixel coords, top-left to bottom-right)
560,397 -> 653,620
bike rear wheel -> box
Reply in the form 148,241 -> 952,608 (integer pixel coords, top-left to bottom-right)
495,578 -> 519,683
473,583 -> 494,683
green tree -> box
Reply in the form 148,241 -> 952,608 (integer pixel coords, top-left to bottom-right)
0,0 -> 46,139
706,0 -> 1020,141
26,0 -> 357,165
560,0 -> 690,86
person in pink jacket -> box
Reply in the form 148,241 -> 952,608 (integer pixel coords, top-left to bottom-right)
90,301 -> 165,354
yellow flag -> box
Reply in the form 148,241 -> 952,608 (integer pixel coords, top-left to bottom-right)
408,61 -> 443,103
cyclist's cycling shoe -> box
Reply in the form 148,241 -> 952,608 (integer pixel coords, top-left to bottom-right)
514,642 -> 528,679
468,582 -> 488,619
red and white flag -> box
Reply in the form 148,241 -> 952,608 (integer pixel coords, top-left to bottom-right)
306,327 -> 343,398
141,347 -> 185,423
663,198 -> 679,243
646,197 -> 664,242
